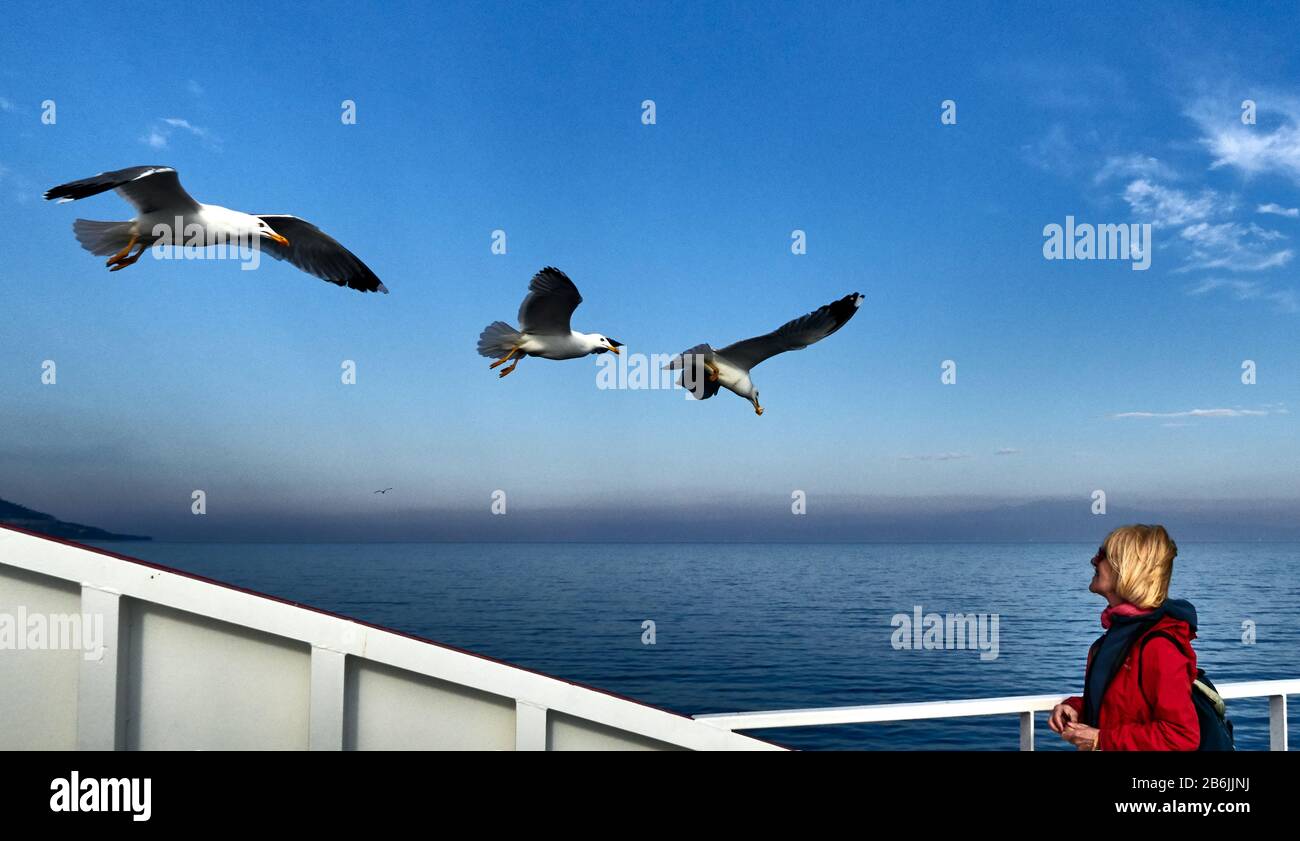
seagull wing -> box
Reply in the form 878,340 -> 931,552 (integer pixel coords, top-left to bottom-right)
715,292 -> 863,371
44,166 -> 200,214
661,343 -> 722,399
518,267 -> 582,334
256,215 -> 388,294
662,343 -> 716,370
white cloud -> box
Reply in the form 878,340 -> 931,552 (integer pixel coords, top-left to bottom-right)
1094,154 -> 1178,184
1186,277 -> 1299,313
1122,179 -> 1223,227
1188,95 -> 1300,184
1112,407 -> 1277,419
1179,222 -> 1292,272
140,117 -> 218,151
1257,202 -> 1299,218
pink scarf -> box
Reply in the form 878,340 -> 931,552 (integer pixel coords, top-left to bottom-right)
1101,602 -> 1153,629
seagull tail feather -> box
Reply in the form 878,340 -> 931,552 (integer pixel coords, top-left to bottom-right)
477,321 -> 524,358
72,219 -> 136,257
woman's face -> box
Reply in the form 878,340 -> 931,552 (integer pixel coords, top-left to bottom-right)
1089,548 -> 1117,599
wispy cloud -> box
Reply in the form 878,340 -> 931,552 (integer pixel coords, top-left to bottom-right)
140,117 -> 219,151
1188,95 -> 1300,185
1178,221 -> 1292,272
1021,123 -> 1103,178
1122,179 -> 1223,227
186,80 -> 204,96
1186,277 -> 1299,312
1112,407 -> 1281,419
1094,154 -> 1177,185
1257,202 -> 1299,218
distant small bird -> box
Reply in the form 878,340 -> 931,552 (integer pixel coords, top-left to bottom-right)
664,293 -> 863,415
44,166 -> 388,293
374,488 -> 393,494
478,267 -> 622,378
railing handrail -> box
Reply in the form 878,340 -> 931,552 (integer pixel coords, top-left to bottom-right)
695,679 -> 1300,750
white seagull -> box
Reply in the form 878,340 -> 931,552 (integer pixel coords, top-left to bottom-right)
664,292 -> 864,415
477,267 -> 622,378
44,166 -> 388,293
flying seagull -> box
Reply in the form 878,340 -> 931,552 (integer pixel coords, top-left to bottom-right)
477,267 -> 622,378
664,292 -> 864,415
374,488 -> 393,494
44,166 -> 388,293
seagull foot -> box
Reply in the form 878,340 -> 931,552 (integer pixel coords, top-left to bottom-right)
490,347 -> 521,369
754,406 -> 764,416
106,235 -> 139,267
107,241 -> 147,272
499,360 -> 520,378
107,249 -> 146,272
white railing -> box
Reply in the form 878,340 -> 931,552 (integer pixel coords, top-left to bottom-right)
695,679 -> 1299,750
0,525 -> 779,751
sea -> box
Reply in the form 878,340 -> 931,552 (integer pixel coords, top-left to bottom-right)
94,541 -> 1299,751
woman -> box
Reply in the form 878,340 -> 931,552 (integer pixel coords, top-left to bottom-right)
1049,524 -> 1200,751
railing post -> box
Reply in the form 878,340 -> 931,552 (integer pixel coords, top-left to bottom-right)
1269,694 -> 1287,751
309,647 -> 347,750
516,700 -> 548,750
1019,711 -> 1034,751
77,586 -> 125,750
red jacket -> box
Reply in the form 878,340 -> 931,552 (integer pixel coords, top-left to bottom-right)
1063,613 -> 1200,751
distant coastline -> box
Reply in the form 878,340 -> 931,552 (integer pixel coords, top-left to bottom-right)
0,498 -> 150,542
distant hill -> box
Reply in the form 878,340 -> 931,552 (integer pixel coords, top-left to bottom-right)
0,498 -> 150,542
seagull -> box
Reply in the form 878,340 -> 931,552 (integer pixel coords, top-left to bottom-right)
374,488 -> 393,494
44,166 -> 388,293
477,267 -> 622,378
664,292 -> 864,415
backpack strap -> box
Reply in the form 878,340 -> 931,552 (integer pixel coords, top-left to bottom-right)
1139,629 -> 1227,719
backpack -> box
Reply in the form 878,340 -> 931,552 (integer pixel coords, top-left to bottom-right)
1136,629 -> 1235,751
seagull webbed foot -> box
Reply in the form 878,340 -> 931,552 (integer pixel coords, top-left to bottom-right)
106,235 -> 139,267
107,241 -> 147,272
106,233 -> 138,266
490,346 -> 521,370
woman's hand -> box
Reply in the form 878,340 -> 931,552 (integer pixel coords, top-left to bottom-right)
1048,703 -> 1079,734
1064,723 -> 1100,750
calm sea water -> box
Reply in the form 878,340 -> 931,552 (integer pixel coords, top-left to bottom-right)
96,541 -> 1299,751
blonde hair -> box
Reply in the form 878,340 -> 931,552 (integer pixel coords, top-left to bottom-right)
1102,524 -> 1177,608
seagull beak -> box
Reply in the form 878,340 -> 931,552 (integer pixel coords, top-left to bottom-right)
266,232 -> 290,246
609,345 -> 621,355
608,339 -> 623,354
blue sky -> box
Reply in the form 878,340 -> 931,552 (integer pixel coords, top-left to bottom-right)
1,1 -> 1297,540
